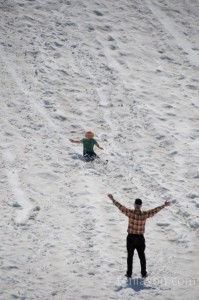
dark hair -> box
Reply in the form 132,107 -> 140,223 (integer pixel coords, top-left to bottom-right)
135,198 -> 142,205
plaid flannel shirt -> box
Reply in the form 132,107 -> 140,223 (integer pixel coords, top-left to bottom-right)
112,199 -> 164,235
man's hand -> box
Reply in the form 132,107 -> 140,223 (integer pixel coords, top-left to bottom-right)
107,194 -> 114,201
99,146 -> 104,150
164,201 -> 171,207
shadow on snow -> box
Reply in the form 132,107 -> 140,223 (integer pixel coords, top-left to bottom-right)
116,277 -> 156,292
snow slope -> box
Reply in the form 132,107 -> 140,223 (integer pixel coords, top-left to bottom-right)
0,0 -> 198,299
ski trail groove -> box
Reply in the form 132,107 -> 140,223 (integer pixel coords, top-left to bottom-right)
3,149 -> 33,224
144,0 -> 199,68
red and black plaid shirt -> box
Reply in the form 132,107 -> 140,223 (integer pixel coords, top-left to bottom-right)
113,199 -> 164,235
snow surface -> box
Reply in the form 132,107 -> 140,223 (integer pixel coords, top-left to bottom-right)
0,0 -> 199,299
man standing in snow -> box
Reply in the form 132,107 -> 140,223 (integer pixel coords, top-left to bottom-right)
107,194 -> 171,278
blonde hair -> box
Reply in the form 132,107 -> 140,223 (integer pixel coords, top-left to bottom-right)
85,131 -> 94,138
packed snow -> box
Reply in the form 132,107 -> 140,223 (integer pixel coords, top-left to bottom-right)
0,0 -> 198,299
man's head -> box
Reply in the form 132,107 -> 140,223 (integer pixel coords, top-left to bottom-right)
134,198 -> 142,210
85,131 -> 94,139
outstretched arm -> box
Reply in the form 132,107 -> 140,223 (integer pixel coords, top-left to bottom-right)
96,142 -> 103,150
144,201 -> 171,218
69,139 -> 82,144
107,194 -> 133,217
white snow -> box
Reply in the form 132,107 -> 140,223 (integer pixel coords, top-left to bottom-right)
0,0 -> 198,299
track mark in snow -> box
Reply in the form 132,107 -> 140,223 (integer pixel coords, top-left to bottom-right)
145,0 -> 199,68
0,45 -> 57,130
3,150 -> 33,224
156,222 -> 170,228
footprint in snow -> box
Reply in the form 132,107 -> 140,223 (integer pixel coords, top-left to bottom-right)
156,223 -> 170,228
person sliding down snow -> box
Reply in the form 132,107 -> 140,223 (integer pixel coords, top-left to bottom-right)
69,131 -> 103,162
107,194 -> 171,279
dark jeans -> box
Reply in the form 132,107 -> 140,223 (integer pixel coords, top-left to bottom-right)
126,234 -> 146,276
83,151 -> 98,162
